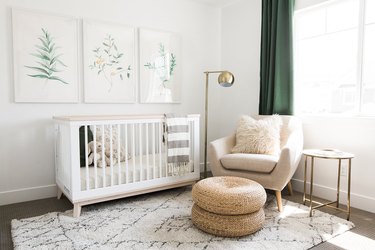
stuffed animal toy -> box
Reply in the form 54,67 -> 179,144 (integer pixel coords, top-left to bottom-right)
88,124 -> 132,167
87,141 -> 110,168
104,144 -> 129,163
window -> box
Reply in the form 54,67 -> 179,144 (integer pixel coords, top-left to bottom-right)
294,0 -> 375,115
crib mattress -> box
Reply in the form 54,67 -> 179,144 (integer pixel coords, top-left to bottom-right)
80,154 -> 193,190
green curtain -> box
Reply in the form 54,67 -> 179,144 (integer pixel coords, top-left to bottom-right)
259,0 -> 295,115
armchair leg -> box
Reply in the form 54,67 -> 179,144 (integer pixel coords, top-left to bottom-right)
287,181 -> 294,196
276,191 -> 283,212
57,187 -> 63,199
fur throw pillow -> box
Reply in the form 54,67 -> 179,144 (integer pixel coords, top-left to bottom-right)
231,115 -> 282,155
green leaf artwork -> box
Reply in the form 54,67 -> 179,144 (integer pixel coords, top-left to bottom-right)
25,28 -> 69,84
144,43 -> 177,87
88,34 -> 131,92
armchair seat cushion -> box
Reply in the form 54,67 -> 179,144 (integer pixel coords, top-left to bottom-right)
220,153 -> 278,173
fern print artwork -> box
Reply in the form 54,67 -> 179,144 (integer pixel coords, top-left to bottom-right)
25,28 -> 69,85
144,43 -> 176,88
89,34 -> 132,92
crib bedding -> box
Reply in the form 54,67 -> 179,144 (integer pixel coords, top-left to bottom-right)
80,153 -> 194,190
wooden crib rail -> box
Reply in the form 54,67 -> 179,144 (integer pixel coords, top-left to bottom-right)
53,114 -> 200,122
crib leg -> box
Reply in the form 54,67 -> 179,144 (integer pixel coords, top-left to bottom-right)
57,187 -> 63,200
73,204 -> 82,218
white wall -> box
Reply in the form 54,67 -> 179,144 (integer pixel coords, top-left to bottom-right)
219,0 -> 375,213
0,0 -> 221,205
209,0 -> 261,142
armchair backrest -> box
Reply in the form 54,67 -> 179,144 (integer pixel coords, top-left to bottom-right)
254,115 -> 302,149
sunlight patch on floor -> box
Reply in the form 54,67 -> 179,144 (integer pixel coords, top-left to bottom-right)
279,204 -> 306,218
328,231 -> 375,250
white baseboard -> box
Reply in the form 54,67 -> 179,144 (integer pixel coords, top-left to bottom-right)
0,184 -> 57,206
3,179 -> 373,215
291,178 -> 375,214
0,164 -> 209,206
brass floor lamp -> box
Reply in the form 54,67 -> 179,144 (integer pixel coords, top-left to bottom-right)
203,71 -> 235,178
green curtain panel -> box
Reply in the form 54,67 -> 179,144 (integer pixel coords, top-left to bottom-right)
259,0 -> 295,115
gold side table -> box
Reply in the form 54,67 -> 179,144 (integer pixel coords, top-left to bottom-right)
302,149 -> 354,220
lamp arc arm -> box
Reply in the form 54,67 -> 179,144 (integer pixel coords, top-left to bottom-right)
203,70 -> 234,178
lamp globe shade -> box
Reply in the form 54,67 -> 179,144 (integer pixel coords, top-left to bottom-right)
218,71 -> 234,87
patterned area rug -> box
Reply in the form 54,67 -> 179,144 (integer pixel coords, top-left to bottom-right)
12,187 -> 354,250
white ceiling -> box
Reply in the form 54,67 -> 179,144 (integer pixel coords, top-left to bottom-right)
189,0 -> 240,7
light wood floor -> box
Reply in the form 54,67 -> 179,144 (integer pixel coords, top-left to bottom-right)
1,187 -> 374,250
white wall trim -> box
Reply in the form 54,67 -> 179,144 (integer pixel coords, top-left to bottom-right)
2,177 -> 375,214
292,178 -> 375,214
0,184 -> 57,206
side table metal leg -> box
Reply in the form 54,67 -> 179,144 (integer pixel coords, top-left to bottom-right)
337,159 -> 341,208
309,157 -> 314,217
303,156 -> 308,205
347,159 -> 352,220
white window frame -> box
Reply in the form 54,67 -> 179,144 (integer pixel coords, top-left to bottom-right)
294,0 -> 374,117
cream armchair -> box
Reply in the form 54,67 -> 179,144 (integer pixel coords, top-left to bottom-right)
209,115 -> 303,212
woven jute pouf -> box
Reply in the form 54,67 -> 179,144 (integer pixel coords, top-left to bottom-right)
192,176 -> 266,215
191,176 -> 267,237
191,203 -> 265,237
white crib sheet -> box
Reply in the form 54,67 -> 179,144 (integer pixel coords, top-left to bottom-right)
80,154 -> 193,190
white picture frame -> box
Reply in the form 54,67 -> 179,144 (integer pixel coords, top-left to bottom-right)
83,20 -> 136,103
139,28 -> 181,103
12,8 -> 79,103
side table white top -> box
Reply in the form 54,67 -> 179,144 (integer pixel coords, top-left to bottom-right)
303,149 -> 355,159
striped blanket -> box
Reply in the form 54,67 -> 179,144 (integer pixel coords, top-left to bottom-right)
164,113 -> 191,176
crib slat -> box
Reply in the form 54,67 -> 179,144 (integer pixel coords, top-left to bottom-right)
189,121 -> 192,174
110,125 -> 113,186
164,121 -> 168,177
101,125 -> 106,187
191,121 -> 193,173
84,125 -> 89,191
152,123 -> 156,180
132,123 -> 136,183
117,124 -> 121,185
139,123 -> 143,181
125,124 -> 129,184
159,122 -> 163,178
93,125 -> 98,189
146,123 -> 149,180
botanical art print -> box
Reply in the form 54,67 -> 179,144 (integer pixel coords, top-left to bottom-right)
88,34 -> 131,92
84,20 -> 135,103
144,43 -> 176,88
26,28 -> 69,85
140,28 -> 181,103
12,9 -> 79,102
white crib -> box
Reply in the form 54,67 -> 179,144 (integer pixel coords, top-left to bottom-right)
54,114 -> 200,217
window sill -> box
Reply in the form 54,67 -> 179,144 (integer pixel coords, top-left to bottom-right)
296,113 -> 375,120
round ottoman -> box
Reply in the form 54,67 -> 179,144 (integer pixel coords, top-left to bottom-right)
191,176 -> 266,237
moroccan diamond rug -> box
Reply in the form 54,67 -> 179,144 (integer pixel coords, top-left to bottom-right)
12,187 -> 354,250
